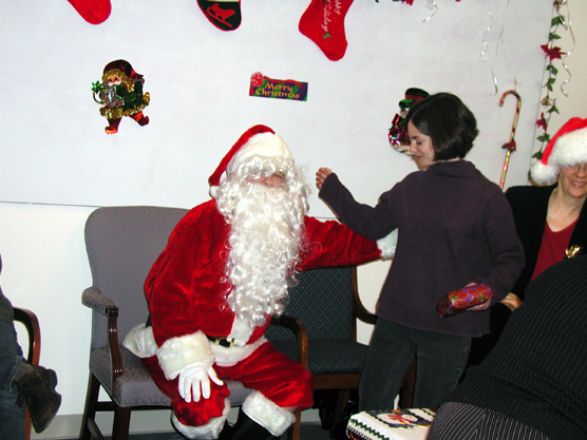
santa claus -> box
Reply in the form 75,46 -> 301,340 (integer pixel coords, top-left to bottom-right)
123,124 -> 395,439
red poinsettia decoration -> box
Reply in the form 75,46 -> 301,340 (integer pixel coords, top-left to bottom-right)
540,44 -> 566,61
535,112 -> 547,130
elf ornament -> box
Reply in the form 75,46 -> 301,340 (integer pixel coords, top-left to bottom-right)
197,0 -> 242,31
67,0 -> 111,24
91,60 -> 150,135
299,0 -> 355,61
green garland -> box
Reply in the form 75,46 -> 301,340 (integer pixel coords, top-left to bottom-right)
534,1 -> 570,160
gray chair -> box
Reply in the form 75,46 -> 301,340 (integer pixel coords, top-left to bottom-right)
79,206 -> 305,440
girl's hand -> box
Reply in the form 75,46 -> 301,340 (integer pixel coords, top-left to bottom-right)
315,167 -> 333,190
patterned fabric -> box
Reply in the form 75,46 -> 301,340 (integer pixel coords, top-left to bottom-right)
266,266 -> 369,373
428,402 -> 551,440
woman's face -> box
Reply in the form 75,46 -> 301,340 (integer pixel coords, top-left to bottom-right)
406,121 -> 435,171
558,163 -> 587,199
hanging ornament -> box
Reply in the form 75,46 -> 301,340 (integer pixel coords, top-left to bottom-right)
67,0 -> 111,25
387,88 -> 429,153
298,0 -> 355,61
497,90 -> 521,189
197,0 -> 242,31
91,60 -> 150,135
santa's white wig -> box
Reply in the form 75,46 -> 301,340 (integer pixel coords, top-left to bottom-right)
212,126 -> 309,327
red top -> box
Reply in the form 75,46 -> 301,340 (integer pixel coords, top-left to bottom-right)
531,219 -> 577,280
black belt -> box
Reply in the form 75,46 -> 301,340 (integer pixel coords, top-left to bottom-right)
207,336 -> 237,348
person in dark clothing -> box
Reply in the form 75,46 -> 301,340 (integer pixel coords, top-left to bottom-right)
0,255 -> 61,439
315,93 -> 524,410
468,116 -> 587,367
429,255 -> 587,440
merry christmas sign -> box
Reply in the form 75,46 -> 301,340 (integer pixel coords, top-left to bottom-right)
249,72 -> 308,102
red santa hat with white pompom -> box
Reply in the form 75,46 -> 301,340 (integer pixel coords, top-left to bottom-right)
208,124 -> 293,193
531,117 -> 587,186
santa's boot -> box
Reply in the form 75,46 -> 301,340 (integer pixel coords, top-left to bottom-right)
219,411 -> 276,440
13,363 -> 62,433
130,111 -> 149,126
105,118 -> 121,134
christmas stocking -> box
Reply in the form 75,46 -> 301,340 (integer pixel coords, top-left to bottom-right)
197,0 -> 242,31
67,0 -> 111,25
299,0 -> 355,61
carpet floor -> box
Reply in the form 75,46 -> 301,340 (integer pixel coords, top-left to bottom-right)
75,422 -> 334,440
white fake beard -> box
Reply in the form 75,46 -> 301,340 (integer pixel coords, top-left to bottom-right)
215,163 -> 307,327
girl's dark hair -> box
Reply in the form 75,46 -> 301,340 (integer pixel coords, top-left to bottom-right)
405,92 -> 479,160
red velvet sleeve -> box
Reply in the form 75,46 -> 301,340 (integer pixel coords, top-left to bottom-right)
298,216 -> 381,271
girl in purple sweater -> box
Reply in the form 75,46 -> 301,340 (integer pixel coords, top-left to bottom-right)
315,93 -> 524,410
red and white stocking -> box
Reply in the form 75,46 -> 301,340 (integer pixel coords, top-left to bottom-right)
67,0 -> 111,25
298,0 -> 355,61
197,0 -> 242,31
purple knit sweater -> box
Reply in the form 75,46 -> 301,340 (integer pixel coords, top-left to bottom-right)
319,160 -> 524,337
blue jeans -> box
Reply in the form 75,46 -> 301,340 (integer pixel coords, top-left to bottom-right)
0,318 -> 25,440
359,318 -> 471,410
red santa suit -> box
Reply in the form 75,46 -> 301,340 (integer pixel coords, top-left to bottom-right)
123,125 -> 395,439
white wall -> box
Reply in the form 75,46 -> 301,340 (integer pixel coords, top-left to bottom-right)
3,1 -> 586,439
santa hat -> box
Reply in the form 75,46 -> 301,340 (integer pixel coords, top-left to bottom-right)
102,59 -> 143,81
208,124 -> 293,188
531,117 -> 587,186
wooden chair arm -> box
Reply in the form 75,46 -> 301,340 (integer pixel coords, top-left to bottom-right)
13,307 -> 41,366
351,269 -> 377,325
13,307 -> 41,440
353,298 -> 377,325
270,314 -> 309,368
81,287 -> 124,389
82,287 -> 118,318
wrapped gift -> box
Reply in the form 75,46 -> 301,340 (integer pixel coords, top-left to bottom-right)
347,408 -> 435,440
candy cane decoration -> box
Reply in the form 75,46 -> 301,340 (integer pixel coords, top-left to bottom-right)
498,90 -> 521,189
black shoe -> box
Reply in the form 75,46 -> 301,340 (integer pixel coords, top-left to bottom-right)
14,364 -> 62,433
218,411 -> 277,440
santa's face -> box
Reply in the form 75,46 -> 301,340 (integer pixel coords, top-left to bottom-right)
248,173 -> 286,189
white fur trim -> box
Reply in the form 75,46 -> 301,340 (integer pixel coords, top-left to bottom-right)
532,127 -> 587,186
122,323 -> 157,358
229,317 -> 255,345
242,391 -> 295,436
551,127 -> 587,167
210,337 -> 268,367
228,132 -> 292,175
156,331 -> 213,380
377,229 -> 398,260
530,160 -> 559,186
171,399 -> 230,439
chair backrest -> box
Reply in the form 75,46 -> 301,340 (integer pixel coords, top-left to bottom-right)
267,266 -> 357,341
85,206 -> 187,349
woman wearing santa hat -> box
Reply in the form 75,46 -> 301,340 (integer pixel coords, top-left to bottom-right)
468,116 -> 587,366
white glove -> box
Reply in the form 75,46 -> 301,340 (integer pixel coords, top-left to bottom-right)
177,363 -> 224,403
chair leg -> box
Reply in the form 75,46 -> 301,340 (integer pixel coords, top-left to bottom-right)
287,409 -> 301,440
79,373 -> 101,440
112,406 -> 131,440
333,390 -> 351,426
